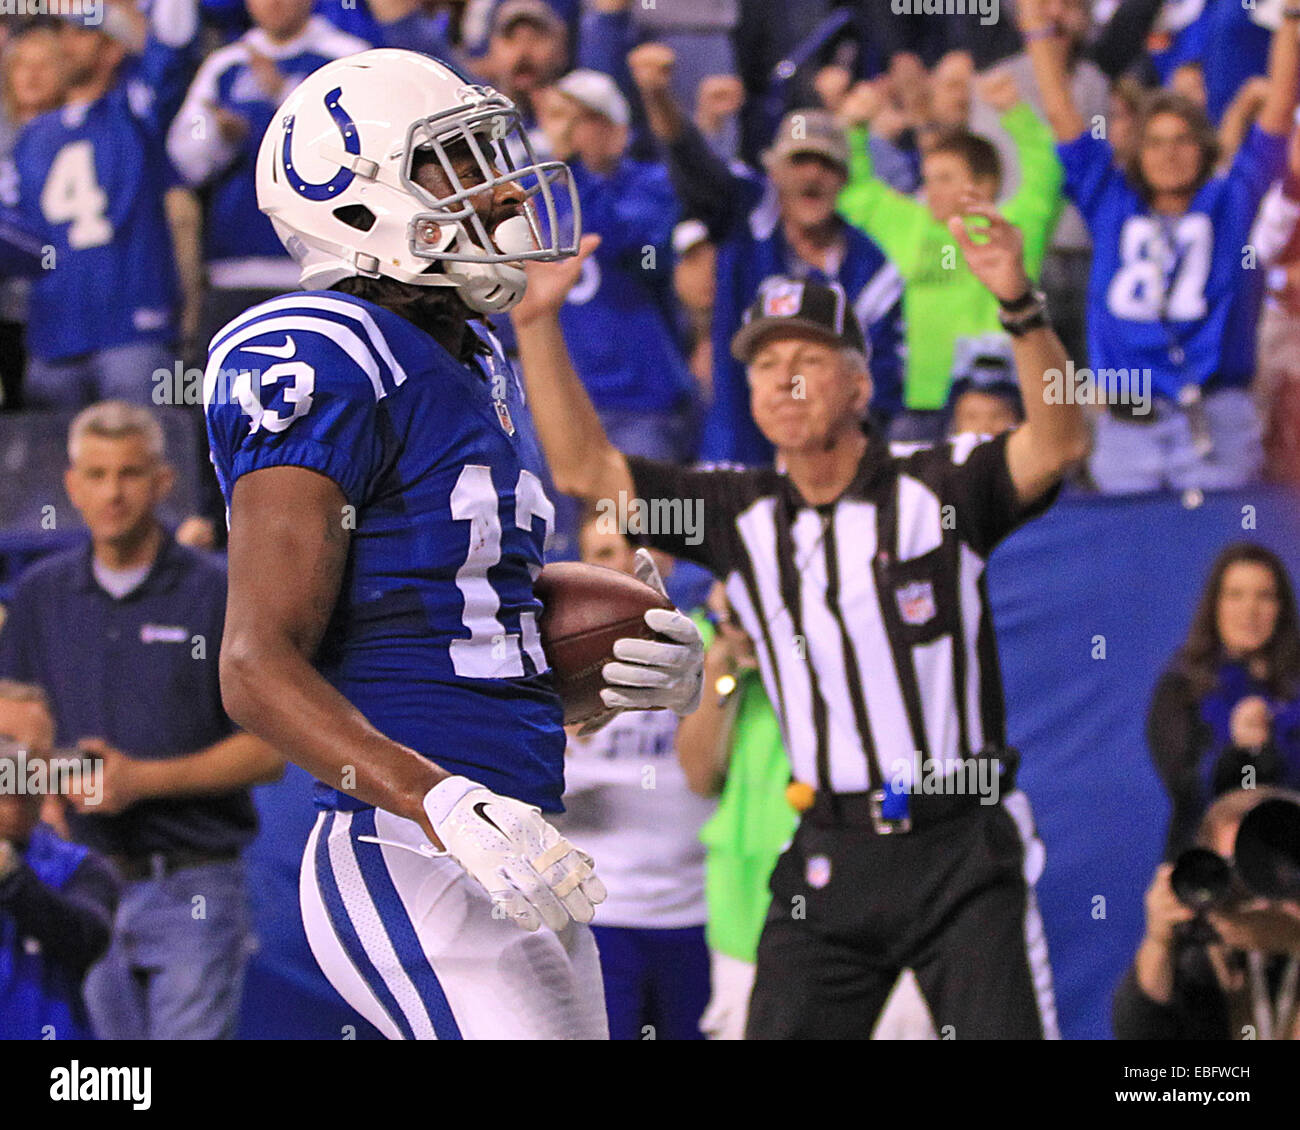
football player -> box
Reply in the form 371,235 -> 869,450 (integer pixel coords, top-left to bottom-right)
204,49 -> 704,1040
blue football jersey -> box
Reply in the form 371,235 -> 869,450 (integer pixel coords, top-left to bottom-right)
166,18 -> 370,265
1059,125 -> 1285,400
1146,0 -> 1211,85
556,158 -> 695,415
204,291 -> 566,811
3,30 -> 195,361
1203,0 -> 1273,124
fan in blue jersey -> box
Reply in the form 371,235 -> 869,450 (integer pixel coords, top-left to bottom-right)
1138,0 -> 1212,88
537,69 -> 697,462
1127,0 -> 1279,125
1,1 -> 199,408
1202,0 -> 1278,124
167,0 -> 369,344
1021,0 -> 1300,494
205,48 -> 704,1040
523,68 -> 698,563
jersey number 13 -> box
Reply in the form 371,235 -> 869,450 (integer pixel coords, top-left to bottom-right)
450,463 -> 554,680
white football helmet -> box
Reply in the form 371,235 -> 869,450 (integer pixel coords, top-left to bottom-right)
256,48 -> 581,313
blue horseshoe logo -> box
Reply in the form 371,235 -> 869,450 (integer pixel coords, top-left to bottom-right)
282,87 -> 360,201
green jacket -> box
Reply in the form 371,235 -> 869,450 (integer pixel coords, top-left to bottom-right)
838,104 -> 1063,410
694,620 -> 797,963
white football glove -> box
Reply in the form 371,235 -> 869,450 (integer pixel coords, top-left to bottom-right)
422,776 -> 606,932
597,548 -> 705,717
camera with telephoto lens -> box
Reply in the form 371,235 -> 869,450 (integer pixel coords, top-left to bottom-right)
1234,797 -> 1300,900
1171,796 -> 1300,914
1170,848 -> 1241,913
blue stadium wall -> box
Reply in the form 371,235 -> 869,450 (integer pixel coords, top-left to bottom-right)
236,485 -> 1300,1040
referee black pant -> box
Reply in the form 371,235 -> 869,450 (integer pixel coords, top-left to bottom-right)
746,794 -> 1057,1040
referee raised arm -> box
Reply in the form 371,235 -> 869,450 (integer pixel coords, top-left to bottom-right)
512,199 -> 1090,1039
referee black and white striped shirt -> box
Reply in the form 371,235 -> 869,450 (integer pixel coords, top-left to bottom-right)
627,430 -> 1056,797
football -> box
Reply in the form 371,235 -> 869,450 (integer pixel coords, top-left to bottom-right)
534,561 -> 674,724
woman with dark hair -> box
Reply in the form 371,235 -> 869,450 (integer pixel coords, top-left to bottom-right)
1148,543 -> 1300,858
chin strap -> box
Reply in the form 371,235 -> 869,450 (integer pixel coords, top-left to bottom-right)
448,258 -> 527,313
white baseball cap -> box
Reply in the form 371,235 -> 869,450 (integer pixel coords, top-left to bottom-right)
553,68 -> 630,128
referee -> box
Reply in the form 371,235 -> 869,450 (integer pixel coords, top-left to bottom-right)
512,200 -> 1090,1039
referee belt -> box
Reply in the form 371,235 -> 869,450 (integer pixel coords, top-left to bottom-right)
802,789 -> 992,834
799,750 -> 1018,834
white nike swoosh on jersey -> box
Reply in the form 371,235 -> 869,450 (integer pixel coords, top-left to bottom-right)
242,335 -> 296,359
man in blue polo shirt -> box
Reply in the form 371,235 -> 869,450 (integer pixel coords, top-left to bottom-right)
0,401 -> 283,1039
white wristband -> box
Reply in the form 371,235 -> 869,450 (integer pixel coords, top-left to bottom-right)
421,775 -> 480,829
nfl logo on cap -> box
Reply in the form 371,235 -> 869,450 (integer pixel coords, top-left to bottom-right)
762,280 -> 805,319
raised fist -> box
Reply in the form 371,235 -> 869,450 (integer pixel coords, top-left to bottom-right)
837,80 -> 885,129
696,74 -> 745,131
814,64 -> 853,113
628,42 -> 676,96
1230,695 -> 1272,750
977,69 -> 1020,113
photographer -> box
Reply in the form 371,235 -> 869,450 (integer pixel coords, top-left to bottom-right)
0,681 -> 119,1040
1115,788 -> 1300,1040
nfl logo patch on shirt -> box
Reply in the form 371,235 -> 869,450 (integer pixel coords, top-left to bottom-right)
895,580 -> 936,627
494,399 -> 515,436
763,280 -> 805,318
132,307 -> 169,332
805,854 -> 832,889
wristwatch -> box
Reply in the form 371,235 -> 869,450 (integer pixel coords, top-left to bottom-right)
997,288 -> 1049,336
714,672 -> 739,708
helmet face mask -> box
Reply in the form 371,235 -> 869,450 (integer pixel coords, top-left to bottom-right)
402,95 -> 579,267
256,49 -> 582,313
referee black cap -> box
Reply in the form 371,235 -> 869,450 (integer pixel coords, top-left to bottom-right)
731,277 -> 867,363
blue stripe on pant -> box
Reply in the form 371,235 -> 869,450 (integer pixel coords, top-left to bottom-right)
313,810 -> 462,1040
350,810 -> 462,1040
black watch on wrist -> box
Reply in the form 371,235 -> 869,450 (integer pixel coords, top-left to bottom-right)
999,308 -> 1050,337
997,289 -> 1048,336
998,287 -> 1038,313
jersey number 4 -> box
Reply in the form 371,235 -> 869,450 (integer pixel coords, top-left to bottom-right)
450,464 -> 554,679
41,141 -> 113,250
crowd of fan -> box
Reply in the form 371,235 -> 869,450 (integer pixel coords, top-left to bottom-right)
0,0 -> 1298,512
